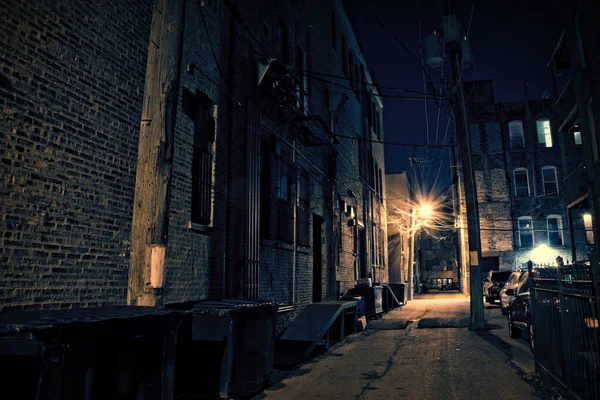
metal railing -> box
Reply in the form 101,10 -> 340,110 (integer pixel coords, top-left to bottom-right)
529,258 -> 600,399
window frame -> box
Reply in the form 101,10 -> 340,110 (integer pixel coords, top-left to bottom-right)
541,165 -> 559,196
182,88 -> 217,227
508,120 -> 525,149
547,215 -> 564,247
518,216 -> 534,248
513,168 -> 530,198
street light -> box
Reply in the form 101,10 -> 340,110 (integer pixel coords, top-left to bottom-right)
418,203 -> 434,220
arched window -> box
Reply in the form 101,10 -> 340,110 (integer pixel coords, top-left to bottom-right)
518,216 -> 534,247
541,166 -> 559,195
513,168 -> 530,197
547,215 -> 563,246
508,121 -> 524,149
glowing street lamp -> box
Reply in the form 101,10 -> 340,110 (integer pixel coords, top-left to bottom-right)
418,203 -> 434,220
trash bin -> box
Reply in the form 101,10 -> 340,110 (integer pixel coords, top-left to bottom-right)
170,299 -> 277,399
0,306 -> 183,400
348,285 -> 383,318
388,284 -> 407,304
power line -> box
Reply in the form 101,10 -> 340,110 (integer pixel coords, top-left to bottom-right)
297,70 -> 445,97
305,73 -> 443,101
335,133 -> 451,149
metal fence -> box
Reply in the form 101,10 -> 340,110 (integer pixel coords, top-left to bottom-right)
529,258 -> 600,400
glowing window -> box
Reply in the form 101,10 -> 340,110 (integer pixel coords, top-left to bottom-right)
584,214 -> 594,245
537,119 -> 553,147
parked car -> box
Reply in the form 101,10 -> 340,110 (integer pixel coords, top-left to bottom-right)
483,270 -> 513,304
506,271 -> 534,353
500,271 -> 522,315
445,282 -> 459,291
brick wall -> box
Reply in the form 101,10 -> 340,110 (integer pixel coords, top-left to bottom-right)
0,0 -> 153,310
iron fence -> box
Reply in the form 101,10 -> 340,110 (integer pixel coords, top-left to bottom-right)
529,259 -> 600,400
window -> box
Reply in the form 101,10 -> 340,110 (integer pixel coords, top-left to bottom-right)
348,52 -> 354,88
354,64 -> 360,99
584,214 -> 594,245
182,88 -> 216,225
260,138 -> 271,238
536,119 -> 553,147
541,166 -> 559,195
297,168 -> 310,246
513,168 -> 529,197
588,99 -> 599,161
547,215 -> 563,246
262,21 -> 270,40
509,121 -> 524,149
341,35 -> 348,75
574,130 -> 582,145
331,13 -> 337,51
518,217 -> 534,247
278,20 -> 290,65
294,45 -> 307,111
277,143 -> 295,242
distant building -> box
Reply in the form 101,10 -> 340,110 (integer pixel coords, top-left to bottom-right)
454,80 -> 582,291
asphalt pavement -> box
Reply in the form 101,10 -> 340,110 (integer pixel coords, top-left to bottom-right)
256,292 -> 562,400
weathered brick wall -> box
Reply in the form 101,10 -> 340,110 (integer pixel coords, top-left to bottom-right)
466,81 -> 513,267
162,0 -> 223,304
0,0 -> 153,310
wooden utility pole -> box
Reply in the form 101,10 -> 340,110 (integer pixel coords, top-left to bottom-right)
129,0 -> 187,306
442,6 -> 484,328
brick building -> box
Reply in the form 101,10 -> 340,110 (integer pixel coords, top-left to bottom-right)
454,79 -> 579,292
0,0 -> 387,330
547,1 -> 598,264
386,172 -> 411,286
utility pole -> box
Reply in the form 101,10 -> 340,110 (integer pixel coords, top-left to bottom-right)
440,0 -> 484,329
129,0 -> 187,306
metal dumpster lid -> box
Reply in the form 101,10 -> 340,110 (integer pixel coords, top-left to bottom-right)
0,306 -> 180,335
191,299 -> 278,316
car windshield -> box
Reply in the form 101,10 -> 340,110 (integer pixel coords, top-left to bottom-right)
491,271 -> 512,283
505,272 -> 521,286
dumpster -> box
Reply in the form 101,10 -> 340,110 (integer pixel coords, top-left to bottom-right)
0,306 -> 183,400
348,285 -> 383,318
388,283 -> 408,304
169,299 -> 277,399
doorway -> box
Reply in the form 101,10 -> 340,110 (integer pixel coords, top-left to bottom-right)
358,227 -> 367,279
313,215 -> 324,302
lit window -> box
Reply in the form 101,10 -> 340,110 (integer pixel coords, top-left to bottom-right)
541,166 -> 559,195
574,131 -> 582,145
537,119 -> 553,147
518,217 -> 534,247
547,215 -> 563,246
584,214 -> 594,245
514,168 -> 529,197
509,121 -> 524,149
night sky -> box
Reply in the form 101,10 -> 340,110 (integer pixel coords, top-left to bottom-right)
345,0 -> 566,194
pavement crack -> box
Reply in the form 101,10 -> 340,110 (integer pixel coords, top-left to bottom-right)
355,328 -> 408,399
